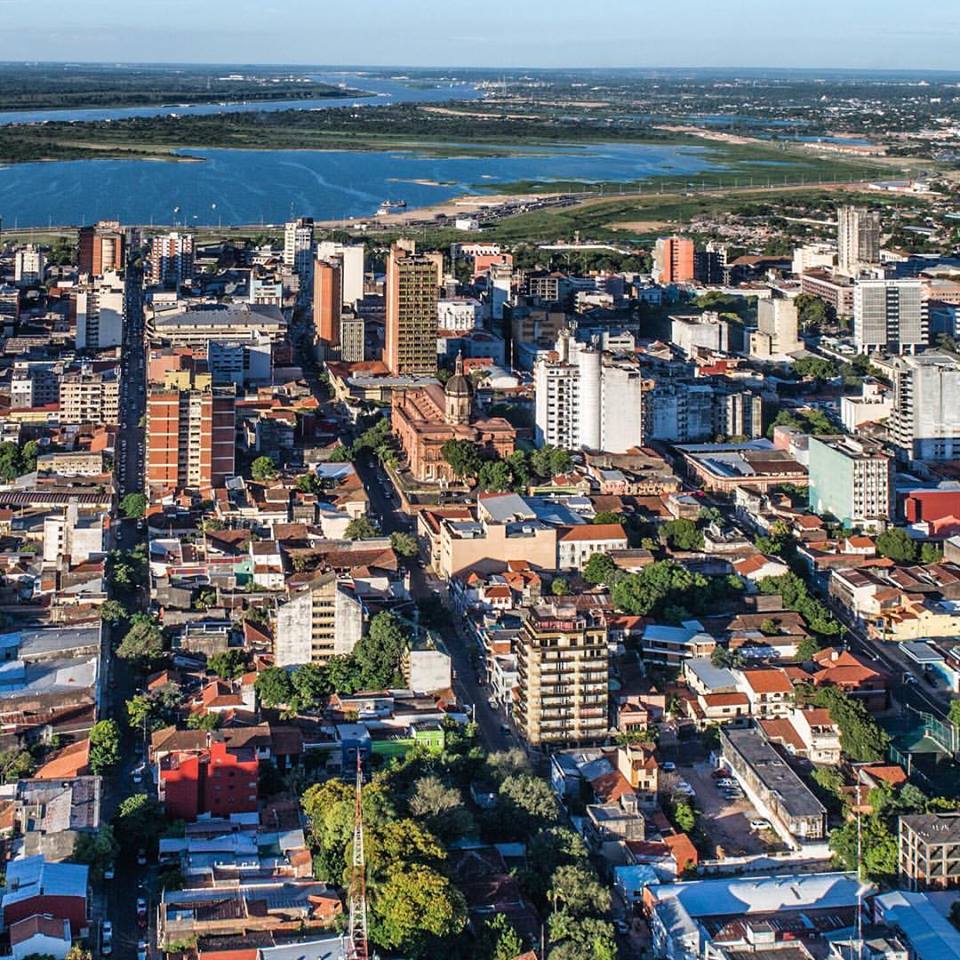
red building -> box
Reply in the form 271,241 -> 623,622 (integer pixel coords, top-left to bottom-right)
158,739 -> 258,821
653,236 -> 695,284
1,857 -> 89,935
903,489 -> 960,526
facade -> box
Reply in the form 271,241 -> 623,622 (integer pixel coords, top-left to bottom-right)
149,301 -> 286,347
854,278 -> 927,354
274,573 -> 364,666
807,435 -> 893,530
316,240 -> 366,306
670,313 -> 730,358
838,205 -> 881,276
841,378 -> 893,431
78,220 -> 124,276
339,315 -> 365,363
283,217 -> 315,288
75,272 -> 124,350
149,232 -> 195,288
158,739 -> 258,821
58,370 -> 120,424
653,236 -> 695,284
384,242 -> 439,376
800,269 -> 855,318
146,383 -> 236,494
437,297 -> 481,332
515,601 -> 609,746
313,258 -> 343,351
899,814 -> 960,890
557,524 -> 629,570
750,297 -> 802,358
14,245 -> 46,286
890,351 -> 960,461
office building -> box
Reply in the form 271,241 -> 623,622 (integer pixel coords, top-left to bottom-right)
437,297 -> 481,332
750,298 -> 802,358
275,573 -> 364,666
807,435 -> 893,530
890,351 -> 960,461
283,217 -> 315,292
316,240 -> 366,306
339,315 -> 365,363
653,236 -> 695,284
78,220 -> 125,276
384,242 -> 439,376
515,600 -> 609,746
899,813 -> 960,890
489,261 -> 513,321
75,272 -> 124,350
146,381 -> 236,494
0,286 -> 18,326
149,232 -> 195,288
313,258 -> 343,352
14,245 -> 45,286
148,302 -> 286,347
838,205 -> 881,276
248,275 -> 283,308
854,278 -> 927,354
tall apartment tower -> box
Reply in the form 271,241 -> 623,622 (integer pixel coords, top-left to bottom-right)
653,236 -> 695,284
853,278 -> 927,354
313,258 -> 343,353
146,384 -> 236,494
807,435 -> 894,531
750,298 -> 802,358
339,315 -> 365,363
384,242 -> 439,376
14,245 -> 46,286
837,206 -> 881,276
283,217 -> 315,290
316,241 -> 366,306
891,351 -> 960,462
78,220 -> 125,277
76,272 -> 125,350
515,601 -> 609,746
149,232 -> 195,288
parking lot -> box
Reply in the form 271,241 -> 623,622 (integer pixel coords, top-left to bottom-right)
667,761 -> 773,858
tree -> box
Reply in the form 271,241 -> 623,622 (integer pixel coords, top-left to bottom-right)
389,531 -> 419,559
290,663 -> 331,712
795,635 -> 823,661
207,649 -> 248,679
327,444 -> 354,463
876,528 -> 917,563
757,573 -> 840,637
478,913 -> 525,960
98,599 -> 129,626
294,472 -> 323,495
949,699 -> 960,730
477,459 -> 514,493
551,577 -> 570,597
670,797 -> 696,834
72,824 -> 119,879
795,293 -> 829,332
711,646 -> 744,669
829,813 -> 897,882
663,518 -> 704,551
592,511 -> 624,526
354,612 -> 410,688
251,455 -> 278,482
499,773 -> 560,833
113,792 -> 164,847
116,614 -> 164,664
125,693 -> 164,734
530,445 -> 573,479
186,712 -> 221,731
325,654 -> 364,695
255,667 -> 294,708
811,766 -> 845,799
345,516 -> 379,540
407,776 -> 474,842
0,748 -> 35,783
441,439 -> 482,479
120,492 -> 148,519
805,685 -> 890,762
547,912 -> 617,960
548,863 -> 611,916
583,552 -> 619,586
89,719 -> 120,773
921,543 -> 944,564
372,863 -> 468,955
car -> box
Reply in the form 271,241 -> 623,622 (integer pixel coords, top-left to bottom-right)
102,921 -> 113,941
750,819 -> 772,831
722,790 -> 744,801
137,895 -> 148,914
499,723 -> 512,736
133,766 -> 143,784
614,919 -> 630,934
487,697 -> 498,709
904,674 -> 919,685
102,942 -> 113,956
104,863 -> 115,880
137,848 -> 147,866
661,761 -> 676,772
716,778 -> 738,788
138,941 -> 148,960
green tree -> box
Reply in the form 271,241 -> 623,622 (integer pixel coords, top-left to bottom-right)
663,518 -> 704,551
0,748 -> 35,783
829,814 -> 897,882
119,492 -> 148,519
478,913 -> 525,960
804,685 -> 890,762
98,599 -> 129,625
251,455 -> 278,482
207,649 -> 248,679
325,654 -> 364,695
547,912 -> 617,960
670,798 -> 696,834
949,699 -> 960,730
345,516 -> 379,540
255,667 -> 294,708
389,531 -> 419,559
441,439 -> 482,479
794,293 -> 829,332
327,444 -> 354,463
592,511 -> 624,526
757,572 -> 840,637
294,472 -> 323,495
407,776 -> 475,842
548,863 -> 612,916
113,792 -> 164,847
186,712 -> 221,731
115,614 -> 164,664
89,719 -> 120,773
477,459 -> 514,492
290,663 -> 331,712
499,773 -> 560,833
921,543 -> 944,564
354,612 -> 410,689
551,577 -> 570,597
71,824 -> 119,880
876,528 -> 917,563
583,552 -> 619,586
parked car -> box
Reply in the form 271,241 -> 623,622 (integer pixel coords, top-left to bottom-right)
137,848 -> 147,865
138,940 -> 148,960
104,863 -> 115,880
717,778 -> 738,788
750,819 -> 772,831
661,761 -> 676,772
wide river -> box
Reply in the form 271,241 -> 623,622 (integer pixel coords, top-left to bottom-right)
0,72 -> 727,228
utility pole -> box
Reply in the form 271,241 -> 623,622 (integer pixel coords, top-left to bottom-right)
347,750 -> 369,960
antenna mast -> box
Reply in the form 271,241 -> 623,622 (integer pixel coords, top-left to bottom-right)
347,750 -> 369,960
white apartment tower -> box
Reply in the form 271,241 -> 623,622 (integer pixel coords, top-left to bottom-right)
838,206 -> 881,276
316,240 -> 365,306
76,271 -> 125,350
284,217 -> 316,294
891,351 -> 960,461
149,232 -> 194,288
14,245 -> 46,286
853,278 -> 927,354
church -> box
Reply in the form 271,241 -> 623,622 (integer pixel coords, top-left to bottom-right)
391,353 -> 516,483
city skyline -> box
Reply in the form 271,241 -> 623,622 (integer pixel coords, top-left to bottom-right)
3,0 -> 960,70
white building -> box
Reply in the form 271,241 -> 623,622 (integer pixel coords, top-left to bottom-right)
750,298 -> 802,359
891,350 -> 960,461
283,217 -> 315,287
14,245 -> 46,286
557,524 -> 628,570
670,312 -> 730,358
841,378 -> 893,431
248,275 -> 284,307
838,205 -> 881,276
437,298 -> 481,332
792,243 -> 835,276
76,271 -> 125,350
489,262 -> 513,322
854,278 -> 927,354
316,241 -> 366,306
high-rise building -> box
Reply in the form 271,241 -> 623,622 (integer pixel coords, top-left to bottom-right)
489,261 -> 513,322
76,271 -> 125,350
891,351 -> 960,462
750,298 -> 802,359
807,435 -> 893,531
339,315 -> 365,363
316,241 -> 366,306
275,573 -> 364,666
515,600 -> 609,746
146,381 -> 236,494
149,232 -> 195,288
313,258 -> 343,351
78,220 -> 125,276
384,242 -> 439,376
837,206 -> 881,276
58,370 -> 121,424
14,245 -> 46,286
653,236 -> 695,284
283,217 -> 315,293
853,278 -> 927,354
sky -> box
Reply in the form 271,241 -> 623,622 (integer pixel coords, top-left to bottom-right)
2,0 -> 960,71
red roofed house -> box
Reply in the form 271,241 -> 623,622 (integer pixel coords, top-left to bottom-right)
812,647 -> 889,711
737,668 -> 793,718
158,739 -> 259,821
558,523 -> 628,571
733,554 -> 791,585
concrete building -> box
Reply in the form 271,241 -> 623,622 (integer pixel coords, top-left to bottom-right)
654,236 -> 695,284
890,351 -> 960,461
670,312 -> 731,358
792,243 -> 836,275
854,278 -> 927,354
339,315 -> 365,363
750,297 -> 802,359
899,813 -> 960,890
437,297 -> 481,332
275,573 -> 364,666
248,275 -> 284,308
841,378 -> 893,431
313,258 -> 342,353
489,261 -> 513,322
58,369 -> 120,424
148,302 -> 286,347
78,220 -> 124,276
14,245 -> 46,286
800,269 -> 855,318
384,242 -> 439,376
807,435 -> 894,530
316,241 -> 366,306
838,205 -> 881,276
207,339 -> 272,386
76,271 -> 124,350
557,523 -> 629,570
515,600 -> 609,746
149,232 -> 195,288
283,217 -> 315,290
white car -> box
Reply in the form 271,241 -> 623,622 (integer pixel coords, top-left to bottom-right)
750,818 -> 771,831
674,781 -> 696,796
102,921 -> 113,941
661,761 -> 676,772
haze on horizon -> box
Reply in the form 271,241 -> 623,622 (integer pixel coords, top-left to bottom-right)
2,0 -> 959,72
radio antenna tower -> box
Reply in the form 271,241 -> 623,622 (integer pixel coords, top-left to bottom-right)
347,750 -> 369,960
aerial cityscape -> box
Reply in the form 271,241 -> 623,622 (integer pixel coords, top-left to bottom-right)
2,5 -> 960,960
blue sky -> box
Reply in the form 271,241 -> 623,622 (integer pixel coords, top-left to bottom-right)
3,0 -> 959,70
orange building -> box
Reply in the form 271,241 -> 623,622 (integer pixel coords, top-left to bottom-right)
392,354 -> 515,483
654,236 -> 695,284
78,220 -> 125,277
313,257 -> 343,351
384,242 -> 439,376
